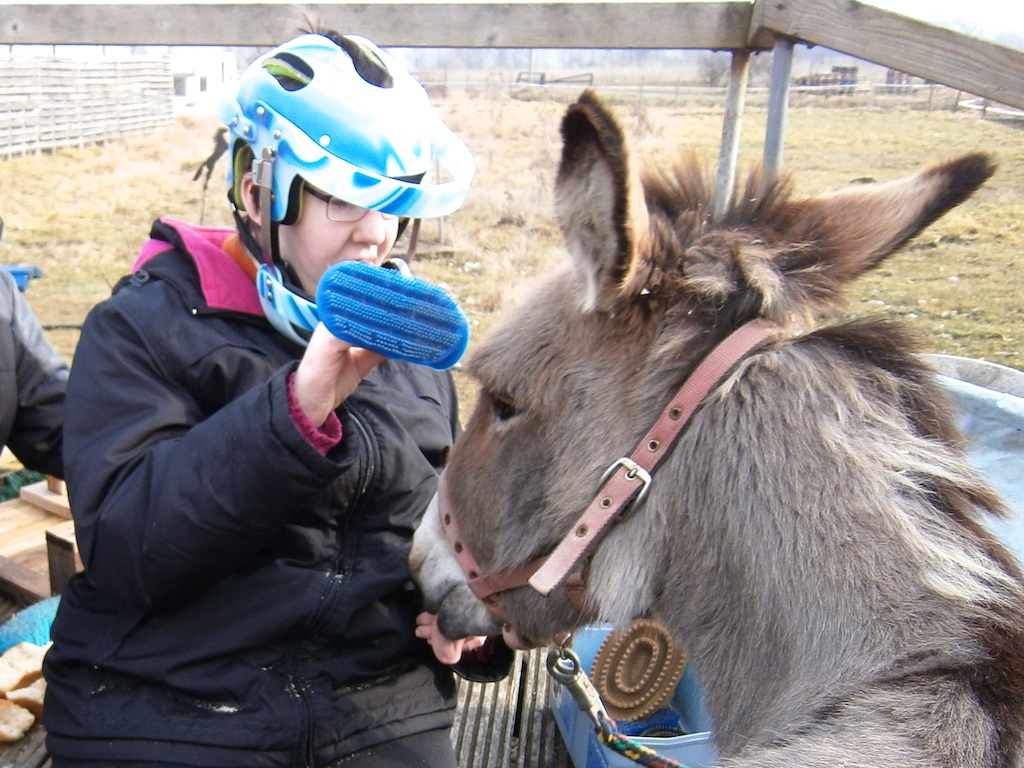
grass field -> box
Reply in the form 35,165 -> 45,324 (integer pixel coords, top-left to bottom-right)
2,89 -> 1022,410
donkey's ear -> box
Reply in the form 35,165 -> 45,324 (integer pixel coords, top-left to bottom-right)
555,90 -> 650,311
781,153 -> 995,284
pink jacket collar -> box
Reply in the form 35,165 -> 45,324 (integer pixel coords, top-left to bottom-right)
133,217 -> 263,317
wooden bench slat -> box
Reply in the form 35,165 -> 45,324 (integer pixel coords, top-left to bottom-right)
513,649 -> 569,768
454,657 -> 520,764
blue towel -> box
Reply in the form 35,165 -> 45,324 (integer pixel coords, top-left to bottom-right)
0,596 -> 59,653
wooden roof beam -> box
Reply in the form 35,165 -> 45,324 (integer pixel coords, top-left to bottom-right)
751,0 -> 1024,110
1,3 -> 772,50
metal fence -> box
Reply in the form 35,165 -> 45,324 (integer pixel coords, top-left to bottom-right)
0,54 -> 174,157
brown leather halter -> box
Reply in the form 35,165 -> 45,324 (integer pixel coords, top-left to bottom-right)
439,318 -> 780,622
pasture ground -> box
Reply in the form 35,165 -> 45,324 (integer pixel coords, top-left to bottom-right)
2,89 -> 1022,408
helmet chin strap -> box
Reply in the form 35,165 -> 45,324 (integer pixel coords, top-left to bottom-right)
253,147 -> 277,269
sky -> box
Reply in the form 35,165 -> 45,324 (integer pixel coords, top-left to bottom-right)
868,0 -> 1024,37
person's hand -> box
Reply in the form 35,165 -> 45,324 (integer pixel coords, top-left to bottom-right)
415,612 -> 488,665
293,323 -> 385,427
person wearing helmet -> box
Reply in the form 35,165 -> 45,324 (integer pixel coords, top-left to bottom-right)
43,31 -> 504,768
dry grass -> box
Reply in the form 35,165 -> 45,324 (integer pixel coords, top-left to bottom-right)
2,90 -> 1023,411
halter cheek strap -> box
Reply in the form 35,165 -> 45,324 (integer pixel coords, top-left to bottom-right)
529,318 -> 780,595
437,474 -> 545,621
440,318 -> 781,617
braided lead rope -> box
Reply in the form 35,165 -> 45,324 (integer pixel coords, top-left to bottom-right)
597,712 -> 691,768
548,646 -> 695,768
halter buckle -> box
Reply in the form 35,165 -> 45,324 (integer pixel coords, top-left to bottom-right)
599,457 -> 652,510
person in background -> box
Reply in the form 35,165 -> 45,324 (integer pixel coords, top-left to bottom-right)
0,217 -> 68,481
44,30 -> 503,768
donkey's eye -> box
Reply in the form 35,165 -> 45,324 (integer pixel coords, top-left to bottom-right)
490,393 -> 519,422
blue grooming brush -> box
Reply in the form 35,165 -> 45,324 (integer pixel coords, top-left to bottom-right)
315,260 -> 470,370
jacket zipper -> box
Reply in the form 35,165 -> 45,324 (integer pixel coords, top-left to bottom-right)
334,409 -> 378,577
296,408 -> 379,767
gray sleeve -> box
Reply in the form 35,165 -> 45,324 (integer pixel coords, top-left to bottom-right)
0,269 -> 69,477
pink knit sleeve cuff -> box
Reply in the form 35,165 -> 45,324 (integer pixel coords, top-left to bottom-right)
287,372 -> 342,455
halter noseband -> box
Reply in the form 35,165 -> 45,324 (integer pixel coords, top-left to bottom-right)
439,318 -> 781,621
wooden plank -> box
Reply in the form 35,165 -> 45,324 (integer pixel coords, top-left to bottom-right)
0,519 -> 63,556
452,649 -> 570,767
453,656 -> 521,765
18,480 -> 70,520
2,1 -> 1018,109
0,494 -> 75,603
752,0 -> 1024,111
0,497 -> 66,560
0,505 -> 52,537
0,3 -> 770,50
45,521 -> 80,596
0,557 -> 49,605
513,649 -> 568,767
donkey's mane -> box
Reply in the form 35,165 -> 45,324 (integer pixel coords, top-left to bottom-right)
637,159 -> 853,334
809,319 -> 1008,526
638,157 -> 1013,558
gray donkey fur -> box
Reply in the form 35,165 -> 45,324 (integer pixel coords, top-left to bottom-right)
410,90 -> 1024,767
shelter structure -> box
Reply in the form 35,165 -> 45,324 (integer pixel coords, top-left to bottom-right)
3,0 -> 1023,218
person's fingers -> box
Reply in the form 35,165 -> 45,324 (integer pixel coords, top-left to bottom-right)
432,639 -> 464,665
415,613 -> 491,664
351,347 -> 387,379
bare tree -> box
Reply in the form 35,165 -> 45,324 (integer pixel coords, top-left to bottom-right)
697,51 -> 730,87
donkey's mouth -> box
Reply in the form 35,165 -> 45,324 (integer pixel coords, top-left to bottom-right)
500,623 -> 575,651
436,582 -> 504,639
500,624 -> 536,650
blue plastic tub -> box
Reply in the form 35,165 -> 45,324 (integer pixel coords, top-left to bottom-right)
2,264 -> 43,292
550,624 -> 718,768
937,371 -> 1024,560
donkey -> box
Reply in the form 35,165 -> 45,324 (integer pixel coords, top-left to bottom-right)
410,90 -> 1024,767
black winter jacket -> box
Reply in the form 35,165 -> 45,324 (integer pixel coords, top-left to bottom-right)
44,218 -> 461,767
0,268 -> 67,477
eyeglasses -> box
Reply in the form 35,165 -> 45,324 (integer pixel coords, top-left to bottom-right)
305,185 -> 398,223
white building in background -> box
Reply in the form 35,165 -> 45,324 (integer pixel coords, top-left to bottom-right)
170,48 -> 239,116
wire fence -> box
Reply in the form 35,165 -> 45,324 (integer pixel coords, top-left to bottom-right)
418,74 -> 985,114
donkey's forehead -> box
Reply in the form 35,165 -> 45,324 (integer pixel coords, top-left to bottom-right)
470,280 -> 574,375
467,271 -> 624,393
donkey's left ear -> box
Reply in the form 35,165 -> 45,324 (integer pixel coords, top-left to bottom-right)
555,90 -> 650,311
783,152 -> 996,284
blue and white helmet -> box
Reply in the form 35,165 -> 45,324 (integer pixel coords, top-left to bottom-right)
218,33 -> 475,344
220,33 -> 475,224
